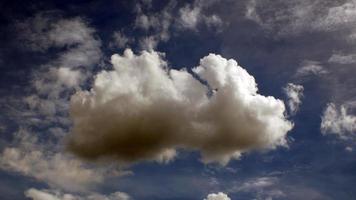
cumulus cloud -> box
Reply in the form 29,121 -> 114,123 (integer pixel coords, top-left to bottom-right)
283,83 -> 304,115
25,188 -> 130,200
204,192 -> 231,200
67,49 -> 292,165
321,103 -> 356,138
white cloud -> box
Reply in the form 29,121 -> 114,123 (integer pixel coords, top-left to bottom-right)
321,102 -> 356,138
0,129 -> 123,192
67,49 -> 293,165
134,0 -> 223,50
14,15 -> 102,125
25,188 -> 130,200
178,1 -> 223,31
110,31 -> 133,48
283,83 -> 304,115
179,5 -> 201,29
328,53 -> 356,64
18,15 -> 101,68
229,177 -> 285,200
237,177 -> 278,192
204,192 -> 231,200
319,0 -> 356,31
245,0 -> 356,36
296,60 -> 328,77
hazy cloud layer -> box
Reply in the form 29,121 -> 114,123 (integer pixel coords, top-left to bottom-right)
68,49 -> 292,165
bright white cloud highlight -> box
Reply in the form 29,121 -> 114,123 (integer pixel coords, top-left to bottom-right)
283,83 -> 304,115
68,49 -> 293,165
204,192 -> 231,200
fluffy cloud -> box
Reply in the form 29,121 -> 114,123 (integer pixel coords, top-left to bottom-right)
25,188 -> 130,200
283,83 -> 304,115
67,49 -> 292,165
204,192 -> 231,200
321,103 -> 356,138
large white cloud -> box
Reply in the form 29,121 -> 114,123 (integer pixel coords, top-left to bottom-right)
67,49 -> 292,165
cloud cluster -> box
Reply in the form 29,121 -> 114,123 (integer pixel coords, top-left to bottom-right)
204,192 -> 231,200
321,103 -> 356,138
283,83 -> 304,115
25,188 -> 130,200
67,49 -> 292,165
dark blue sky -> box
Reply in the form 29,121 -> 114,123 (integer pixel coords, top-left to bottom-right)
1,0 -> 356,200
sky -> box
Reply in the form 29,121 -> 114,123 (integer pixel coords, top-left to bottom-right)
0,0 -> 356,200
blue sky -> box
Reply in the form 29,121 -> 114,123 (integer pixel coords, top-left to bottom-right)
1,0 -> 356,200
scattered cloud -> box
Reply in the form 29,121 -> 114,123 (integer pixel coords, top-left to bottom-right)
178,1 -> 223,31
228,176 -> 332,200
67,49 -> 293,165
283,83 -> 304,115
295,60 -> 328,77
245,0 -> 356,37
0,15 -> 131,192
0,129 -> 124,192
231,177 -> 285,200
328,53 -> 356,64
204,192 -> 231,200
321,102 -> 356,138
25,188 -> 130,200
110,31 -> 133,49
134,0 -> 223,50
